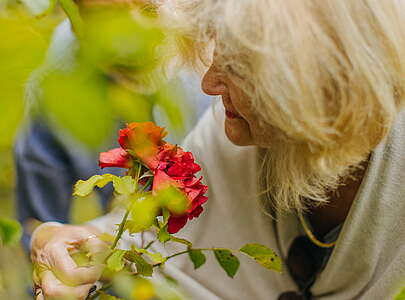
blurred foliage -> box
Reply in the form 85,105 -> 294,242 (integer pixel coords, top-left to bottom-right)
0,0 -> 189,298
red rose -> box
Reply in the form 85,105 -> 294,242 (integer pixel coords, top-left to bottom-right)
98,122 -> 208,234
118,122 -> 167,169
152,144 -> 208,234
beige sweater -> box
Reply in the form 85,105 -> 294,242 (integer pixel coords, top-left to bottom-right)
90,103 -> 405,300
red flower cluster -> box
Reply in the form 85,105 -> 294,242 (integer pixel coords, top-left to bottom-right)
99,122 -> 208,234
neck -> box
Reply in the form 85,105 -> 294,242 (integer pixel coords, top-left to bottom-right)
306,157 -> 370,237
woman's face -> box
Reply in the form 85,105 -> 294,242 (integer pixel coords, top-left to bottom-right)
201,60 -> 273,147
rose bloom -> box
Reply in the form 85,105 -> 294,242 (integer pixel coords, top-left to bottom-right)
99,122 -> 208,233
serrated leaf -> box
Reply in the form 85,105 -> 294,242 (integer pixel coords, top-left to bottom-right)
73,174 -> 114,197
124,251 -> 153,276
188,250 -> 206,270
239,243 -> 282,273
0,217 -> 22,246
395,286 -> 405,300
214,249 -> 240,278
113,176 -> 136,195
107,250 -> 126,272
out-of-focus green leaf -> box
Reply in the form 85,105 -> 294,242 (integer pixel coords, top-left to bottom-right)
99,291 -> 122,300
125,196 -> 159,234
394,286 -> 405,300
188,250 -> 206,270
131,278 -> 156,300
73,174 -> 114,197
155,186 -> 188,215
42,66 -> 115,149
81,8 -> 164,70
70,192 -> 102,223
113,176 -> 137,195
214,249 -> 240,278
20,0 -> 54,16
109,84 -> 153,123
106,249 -> 126,272
153,82 -> 185,134
239,243 -> 282,273
0,217 -> 22,246
0,13 -> 54,148
125,251 -> 153,277
58,0 -> 84,37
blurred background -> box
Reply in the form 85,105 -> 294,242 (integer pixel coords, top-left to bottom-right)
0,0 -> 211,298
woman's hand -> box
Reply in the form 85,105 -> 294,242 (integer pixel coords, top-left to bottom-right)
31,223 -> 107,300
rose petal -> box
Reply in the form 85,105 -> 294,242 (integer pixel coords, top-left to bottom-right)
167,215 -> 188,234
99,148 -> 132,169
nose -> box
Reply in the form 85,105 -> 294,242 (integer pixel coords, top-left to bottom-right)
201,64 -> 228,96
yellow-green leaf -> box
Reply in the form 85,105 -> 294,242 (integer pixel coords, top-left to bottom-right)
214,249 -> 240,278
73,174 -> 115,197
133,247 -> 166,264
394,286 -> 405,300
155,186 -> 188,215
107,249 -> 126,272
112,176 -> 136,195
157,225 -> 170,243
239,243 -> 282,273
125,251 -> 153,277
125,196 -> 159,234
0,217 -> 22,246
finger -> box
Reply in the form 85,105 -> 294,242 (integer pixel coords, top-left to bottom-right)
48,245 -> 104,286
80,235 -> 108,253
41,270 -> 93,300
35,289 -> 45,300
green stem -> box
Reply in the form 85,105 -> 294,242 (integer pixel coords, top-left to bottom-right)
110,210 -> 130,250
110,162 -> 142,250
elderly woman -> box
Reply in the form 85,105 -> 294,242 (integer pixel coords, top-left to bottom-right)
31,0 -> 405,299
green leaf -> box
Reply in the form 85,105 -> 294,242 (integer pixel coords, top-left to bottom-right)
42,66 -> 114,149
155,186 -> 188,215
125,251 -> 153,276
106,249 -> 126,272
125,196 -> 159,234
99,291 -> 123,300
58,0 -> 84,37
239,243 -> 282,273
214,249 -> 240,278
0,217 -> 22,246
188,250 -> 206,270
169,236 -> 192,248
394,286 -> 405,300
133,247 -> 166,264
73,174 -> 115,197
157,225 -> 171,243
112,176 -> 136,195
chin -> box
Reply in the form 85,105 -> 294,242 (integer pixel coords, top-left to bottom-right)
224,118 -> 253,146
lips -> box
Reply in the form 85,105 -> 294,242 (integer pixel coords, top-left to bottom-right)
222,96 -> 242,119
225,110 -> 242,119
